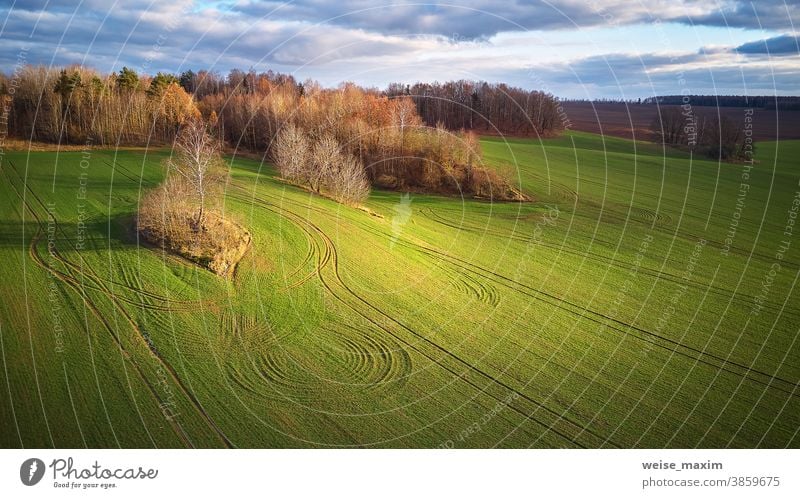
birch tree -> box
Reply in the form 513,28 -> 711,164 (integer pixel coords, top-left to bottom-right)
273,124 -> 311,183
169,117 -> 223,227
311,133 -> 340,193
328,152 -> 370,205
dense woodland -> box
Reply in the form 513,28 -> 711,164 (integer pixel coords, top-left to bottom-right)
385,81 -> 564,135
1,65 -> 553,201
2,66 -> 197,144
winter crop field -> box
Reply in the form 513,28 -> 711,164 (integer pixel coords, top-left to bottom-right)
1,131 -> 798,448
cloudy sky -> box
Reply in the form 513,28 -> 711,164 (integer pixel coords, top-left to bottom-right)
1,0 -> 798,98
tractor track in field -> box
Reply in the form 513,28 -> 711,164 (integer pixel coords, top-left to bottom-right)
228,322 -> 413,404
444,265 -> 501,307
538,173 -> 579,199
509,169 -> 580,204
113,263 -> 200,312
325,203 -> 800,399
396,233 -> 800,399
320,323 -> 414,393
263,324 -> 412,400
629,207 -> 673,226
219,310 -> 300,352
226,189 -> 416,404
281,239 -> 317,288
5,165 -> 192,448
26,243 -> 198,313
39,245 -> 194,312
6,160 -> 234,448
232,182 -> 800,402
27,229 -> 195,448
233,347 -> 327,404
101,159 -> 156,187
418,207 -> 800,320
230,185 -> 610,448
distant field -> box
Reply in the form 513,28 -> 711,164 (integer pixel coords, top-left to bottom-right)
562,102 -> 800,142
1,131 -> 798,448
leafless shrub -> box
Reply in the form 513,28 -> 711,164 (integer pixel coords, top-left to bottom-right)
705,115 -> 748,160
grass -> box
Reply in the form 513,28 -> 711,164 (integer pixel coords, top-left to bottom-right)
1,130 -> 798,448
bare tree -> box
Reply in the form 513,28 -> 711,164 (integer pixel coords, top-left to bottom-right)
169,117 -> 223,227
704,115 -> 745,160
391,96 -> 420,154
273,123 -> 311,183
328,153 -> 370,205
274,127 -> 369,204
311,133 -> 341,193
650,107 -> 686,145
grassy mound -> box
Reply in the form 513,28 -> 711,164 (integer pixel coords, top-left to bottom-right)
139,210 -> 251,277
137,193 -> 251,278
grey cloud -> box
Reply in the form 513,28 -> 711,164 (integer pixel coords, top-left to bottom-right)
736,34 -> 800,55
0,2 -> 401,73
689,0 -> 800,32
233,0 -> 799,38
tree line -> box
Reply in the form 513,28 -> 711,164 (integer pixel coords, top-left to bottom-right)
386,81 -> 565,135
1,65 -> 196,144
643,95 -> 800,110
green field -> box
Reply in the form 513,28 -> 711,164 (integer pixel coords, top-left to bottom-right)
1,131 -> 798,448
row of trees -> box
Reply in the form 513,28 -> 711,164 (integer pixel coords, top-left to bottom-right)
175,70 -> 566,135
273,125 -> 369,205
176,68 -> 300,100
2,65 -> 197,144
643,95 -> 800,110
650,107 -> 753,160
386,81 -> 565,135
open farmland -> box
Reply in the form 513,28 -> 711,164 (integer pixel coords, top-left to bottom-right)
1,131 -> 798,448
561,102 -> 800,142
